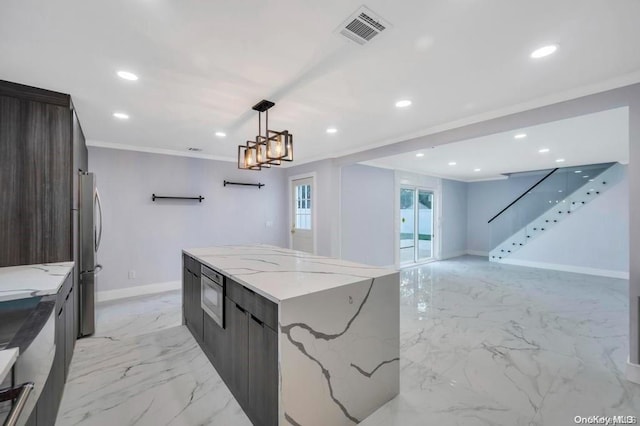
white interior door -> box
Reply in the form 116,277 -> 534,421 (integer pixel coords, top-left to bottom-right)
291,177 -> 314,253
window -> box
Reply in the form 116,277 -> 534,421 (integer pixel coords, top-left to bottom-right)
295,184 -> 311,229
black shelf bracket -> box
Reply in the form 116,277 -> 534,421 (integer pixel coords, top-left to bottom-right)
152,194 -> 204,202
224,180 -> 264,189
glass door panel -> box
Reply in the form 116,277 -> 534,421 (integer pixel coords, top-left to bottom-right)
400,188 -> 415,264
400,187 -> 435,265
417,190 -> 433,261
291,177 -> 314,253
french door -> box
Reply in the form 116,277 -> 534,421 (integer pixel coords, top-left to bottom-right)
400,188 -> 434,265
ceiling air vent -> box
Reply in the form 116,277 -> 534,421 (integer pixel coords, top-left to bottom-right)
188,147 -> 202,152
337,6 -> 391,46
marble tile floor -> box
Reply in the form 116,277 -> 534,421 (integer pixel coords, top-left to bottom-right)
57,256 -> 640,425
56,292 -> 251,426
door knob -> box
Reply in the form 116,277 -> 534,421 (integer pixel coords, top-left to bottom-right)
291,229 -> 295,234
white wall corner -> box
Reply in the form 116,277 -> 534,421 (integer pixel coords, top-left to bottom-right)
97,280 -> 181,303
439,250 -> 468,260
466,250 -> 489,257
626,358 -> 640,384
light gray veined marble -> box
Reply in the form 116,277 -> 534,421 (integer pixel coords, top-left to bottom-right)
280,273 -> 400,425
0,262 -> 74,302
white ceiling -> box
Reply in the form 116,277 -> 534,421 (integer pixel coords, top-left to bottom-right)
363,107 -> 629,181
1,1 -> 639,164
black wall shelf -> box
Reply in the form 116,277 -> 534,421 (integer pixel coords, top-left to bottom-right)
152,194 -> 204,202
224,180 -> 264,189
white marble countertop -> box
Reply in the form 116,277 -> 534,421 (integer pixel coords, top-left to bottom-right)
0,262 -> 74,302
183,245 -> 397,303
0,348 -> 19,384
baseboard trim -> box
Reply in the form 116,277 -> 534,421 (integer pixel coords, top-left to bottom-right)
626,359 -> 640,384
439,250 -> 468,260
96,280 -> 181,303
466,250 -> 489,257
498,258 -> 629,279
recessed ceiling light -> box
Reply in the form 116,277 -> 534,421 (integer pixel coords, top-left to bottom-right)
395,100 -> 412,108
326,127 -> 338,134
574,170 -> 582,173
215,131 -> 226,137
530,44 -> 558,59
538,148 -> 550,153
558,190 -> 563,193
116,70 -> 138,81
113,112 -> 129,120
555,158 -> 565,163
448,161 -> 457,166
473,168 -> 481,172
583,175 -> 589,178
514,133 -> 527,139
416,153 -> 424,157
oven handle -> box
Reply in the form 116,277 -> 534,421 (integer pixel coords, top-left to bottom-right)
3,382 -> 34,426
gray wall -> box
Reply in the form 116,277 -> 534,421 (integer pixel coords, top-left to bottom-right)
340,164 -> 395,266
466,173 -> 546,254
89,147 -> 287,292
285,159 -> 340,257
508,166 -> 629,274
441,179 -> 468,259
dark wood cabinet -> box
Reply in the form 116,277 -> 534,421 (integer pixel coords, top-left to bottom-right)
26,273 -> 76,426
0,91 -> 72,267
203,300 -> 228,379
184,259 -> 279,426
64,286 -> 75,372
183,255 -> 203,342
248,315 -> 278,426
1,79 -> 83,425
227,299 -> 249,403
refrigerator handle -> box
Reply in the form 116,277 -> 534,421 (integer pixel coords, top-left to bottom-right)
95,188 -> 103,252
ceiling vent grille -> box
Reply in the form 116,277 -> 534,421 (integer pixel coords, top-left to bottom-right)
337,6 -> 391,46
188,147 -> 203,152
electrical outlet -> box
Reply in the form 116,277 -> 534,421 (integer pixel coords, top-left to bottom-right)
128,270 -> 136,280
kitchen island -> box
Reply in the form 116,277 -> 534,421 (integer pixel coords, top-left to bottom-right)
182,245 -> 399,426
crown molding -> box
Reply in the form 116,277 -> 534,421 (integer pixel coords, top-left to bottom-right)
86,139 -> 237,162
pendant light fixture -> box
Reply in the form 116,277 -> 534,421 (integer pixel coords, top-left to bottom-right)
238,100 -> 293,170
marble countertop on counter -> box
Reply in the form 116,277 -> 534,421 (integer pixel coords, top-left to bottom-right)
183,245 -> 397,303
0,348 -> 19,384
0,262 -> 74,302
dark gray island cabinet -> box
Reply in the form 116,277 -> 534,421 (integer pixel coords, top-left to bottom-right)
182,245 -> 400,426
182,253 -> 278,426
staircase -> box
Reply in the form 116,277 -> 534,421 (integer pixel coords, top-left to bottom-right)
488,162 -> 624,262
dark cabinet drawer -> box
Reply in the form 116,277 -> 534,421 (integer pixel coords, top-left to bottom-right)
226,278 -> 244,306
245,289 -> 278,331
183,254 -> 200,276
227,279 -> 277,331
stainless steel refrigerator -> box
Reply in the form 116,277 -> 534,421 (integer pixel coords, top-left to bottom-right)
78,172 -> 102,337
